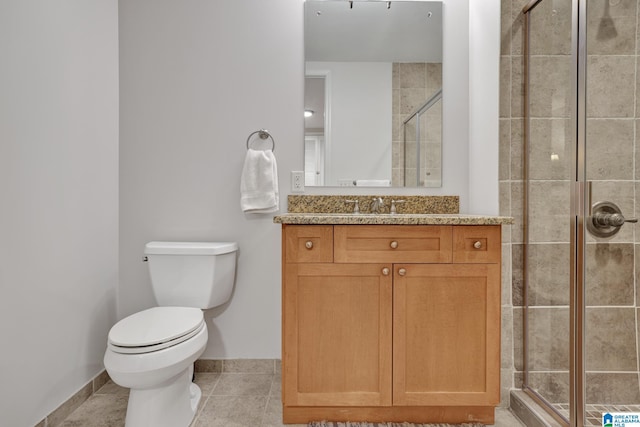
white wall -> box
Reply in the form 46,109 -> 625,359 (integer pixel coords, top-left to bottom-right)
118,0 -> 303,358
306,61 -> 392,186
0,1 -> 119,426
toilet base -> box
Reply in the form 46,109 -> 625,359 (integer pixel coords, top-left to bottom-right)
125,365 -> 201,427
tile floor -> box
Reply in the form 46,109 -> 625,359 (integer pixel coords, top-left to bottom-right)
59,372 -> 527,427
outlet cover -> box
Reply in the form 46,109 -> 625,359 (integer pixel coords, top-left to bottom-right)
291,171 -> 304,192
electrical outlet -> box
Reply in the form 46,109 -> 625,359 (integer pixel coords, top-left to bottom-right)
291,171 -> 304,192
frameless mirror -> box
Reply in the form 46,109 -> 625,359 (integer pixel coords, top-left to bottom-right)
304,0 -> 442,188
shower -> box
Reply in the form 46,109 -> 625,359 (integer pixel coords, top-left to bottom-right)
516,0 -> 640,426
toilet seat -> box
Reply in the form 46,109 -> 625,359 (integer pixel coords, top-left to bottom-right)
108,307 -> 205,355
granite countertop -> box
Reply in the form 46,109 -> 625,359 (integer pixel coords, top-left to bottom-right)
273,213 -> 514,225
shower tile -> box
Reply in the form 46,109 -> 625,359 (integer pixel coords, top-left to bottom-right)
398,62 -> 426,89
511,181 -> 524,243
528,56 -> 573,118
585,372 -> 640,404
526,371 -> 570,405
585,119 -> 634,180
586,0 -> 637,55
585,243 -> 634,306
514,371 -> 524,389
526,243 -> 571,306
511,56 -> 524,119
527,0 -> 572,55
528,118 -> 572,181
585,307 -> 637,371
587,56 -> 635,118
512,244 -> 524,307
499,119 -> 510,181
513,307 -> 524,371
400,88 -> 427,115
636,247 -> 640,306
500,367 -> 515,408
501,0 -> 512,56
392,63 -> 399,88
502,306 -> 514,369
526,307 -> 570,371
426,63 -> 442,93
499,182 -> 511,227
589,180 -> 635,243
502,243 -> 513,305
500,57 -> 511,118
528,180 -> 571,243
510,118 -> 523,180
510,0 -> 527,56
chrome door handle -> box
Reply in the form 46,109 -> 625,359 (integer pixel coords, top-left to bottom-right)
588,201 -> 637,238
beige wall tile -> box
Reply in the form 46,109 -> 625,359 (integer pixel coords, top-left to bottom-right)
529,56 -> 573,118
587,56 -> 635,118
500,56 -> 512,118
513,307 -> 524,371
527,243 -> 571,306
526,371 -> 570,404
510,118 -> 523,180
587,0 -> 637,55
527,307 -> 570,371
585,372 -> 640,404
586,243 -> 635,306
589,180 -> 635,243
528,180 -> 571,243
499,119 -> 511,181
512,244 -> 524,307
586,119 -> 634,180
585,308 -> 638,371
528,0 -> 572,55
528,118 -> 572,180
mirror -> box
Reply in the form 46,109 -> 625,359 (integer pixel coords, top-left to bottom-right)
304,0 -> 443,188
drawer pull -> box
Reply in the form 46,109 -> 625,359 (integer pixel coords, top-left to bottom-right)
398,268 -> 407,276
473,241 -> 483,249
305,241 -> 314,249
390,241 -> 398,249
381,267 -> 390,276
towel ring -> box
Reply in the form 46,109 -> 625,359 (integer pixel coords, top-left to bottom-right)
246,129 -> 275,152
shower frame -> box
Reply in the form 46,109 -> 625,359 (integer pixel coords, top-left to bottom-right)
402,88 -> 442,187
521,0 -> 588,426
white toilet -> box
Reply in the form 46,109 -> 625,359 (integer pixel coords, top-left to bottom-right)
104,241 -> 238,427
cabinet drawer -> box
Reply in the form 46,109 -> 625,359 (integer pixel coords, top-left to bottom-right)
334,225 -> 452,263
453,225 -> 501,263
284,225 -> 333,263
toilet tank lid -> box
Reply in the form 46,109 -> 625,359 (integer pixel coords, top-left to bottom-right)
145,241 -> 238,255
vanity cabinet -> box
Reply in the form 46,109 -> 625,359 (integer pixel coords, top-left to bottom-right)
281,224 -> 501,424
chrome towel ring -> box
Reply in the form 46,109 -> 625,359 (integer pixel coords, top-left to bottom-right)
246,129 -> 275,152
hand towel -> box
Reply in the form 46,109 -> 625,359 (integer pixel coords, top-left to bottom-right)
240,148 -> 279,213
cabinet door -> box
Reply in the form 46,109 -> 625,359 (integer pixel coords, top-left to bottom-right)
393,264 -> 501,406
283,263 -> 393,407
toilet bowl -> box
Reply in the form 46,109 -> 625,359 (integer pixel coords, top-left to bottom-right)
104,241 -> 238,427
104,307 -> 207,427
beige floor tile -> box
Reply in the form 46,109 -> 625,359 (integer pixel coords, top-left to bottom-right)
59,394 -> 128,427
193,395 -> 268,427
212,373 -> 274,396
95,380 -> 129,396
195,372 -> 221,396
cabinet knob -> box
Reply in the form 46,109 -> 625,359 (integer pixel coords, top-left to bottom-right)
305,241 -> 313,249
381,267 -> 390,276
390,241 -> 398,249
473,241 -> 482,249
398,268 -> 407,276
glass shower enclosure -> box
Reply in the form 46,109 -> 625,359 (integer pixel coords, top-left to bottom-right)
522,0 -> 640,426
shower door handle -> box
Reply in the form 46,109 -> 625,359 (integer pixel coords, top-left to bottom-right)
587,201 -> 637,238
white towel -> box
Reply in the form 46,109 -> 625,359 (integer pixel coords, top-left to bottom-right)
240,149 -> 279,213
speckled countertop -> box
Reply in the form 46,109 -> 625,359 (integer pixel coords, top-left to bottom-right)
273,213 -> 513,225
275,195 -> 513,225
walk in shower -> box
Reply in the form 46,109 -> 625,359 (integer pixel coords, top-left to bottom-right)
520,0 -> 640,426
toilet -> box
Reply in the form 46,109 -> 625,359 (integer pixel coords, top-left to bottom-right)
104,241 -> 238,427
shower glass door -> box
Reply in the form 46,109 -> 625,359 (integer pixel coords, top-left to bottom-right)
523,0 -> 573,423
524,0 -> 640,426
583,0 -> 640,425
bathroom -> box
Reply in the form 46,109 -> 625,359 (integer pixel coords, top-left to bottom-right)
1,0 -> 635,426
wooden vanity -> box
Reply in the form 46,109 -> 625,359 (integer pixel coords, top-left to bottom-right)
275,212 -> 511,425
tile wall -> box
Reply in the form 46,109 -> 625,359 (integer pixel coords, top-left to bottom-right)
391,62 -> 442,186
501,0 -> 640,409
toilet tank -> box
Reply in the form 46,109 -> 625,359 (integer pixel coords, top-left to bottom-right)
144,241 -> 238,309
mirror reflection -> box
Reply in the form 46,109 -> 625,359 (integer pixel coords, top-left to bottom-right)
304,0 -> 442,188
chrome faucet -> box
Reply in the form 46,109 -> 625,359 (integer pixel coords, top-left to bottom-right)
370,197 -> 385,213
